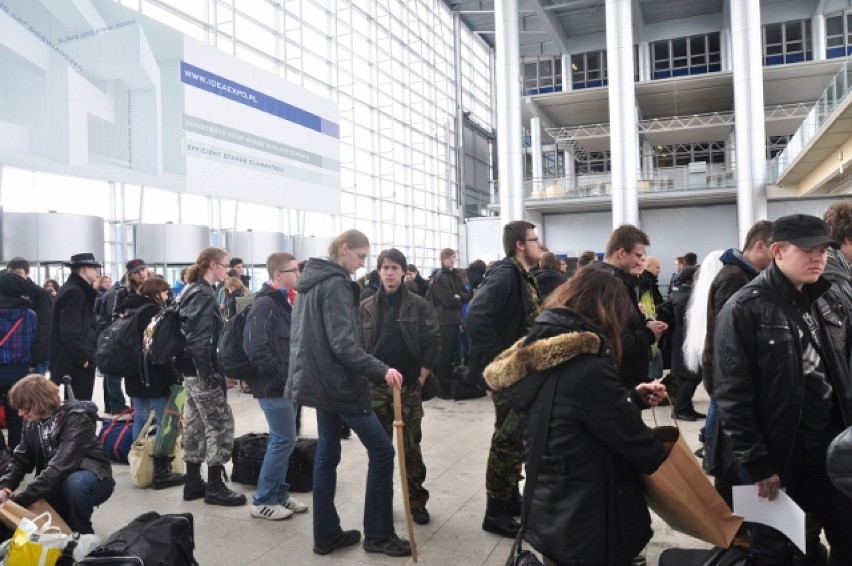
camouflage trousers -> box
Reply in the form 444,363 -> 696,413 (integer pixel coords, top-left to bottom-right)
182,374 -> 235,466
486,389 -> 523,501
371,382 -> 429,509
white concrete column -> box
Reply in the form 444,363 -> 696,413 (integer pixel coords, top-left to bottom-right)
721,28 -> 732,71
731,0 -> 768,246
531,117 -> 543,196
565,148 -> 575,189
812,14 -> 826,61
495,0 -> 525,221
639,41 -> 651,82
562,54 -> 572,92
606,0 -> 639,228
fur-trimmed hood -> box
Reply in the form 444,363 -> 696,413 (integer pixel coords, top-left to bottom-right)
483,308 -> 607,390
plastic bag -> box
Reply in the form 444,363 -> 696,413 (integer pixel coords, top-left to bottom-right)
5,512 -> 69,566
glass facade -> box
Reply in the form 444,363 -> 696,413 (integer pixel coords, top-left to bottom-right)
763,19 -> 812,66
0,0 -> 493,272
523,56 -> 563,95
826,12 -> 852,59
652,33 -> 721,79
571,51 -> 607,90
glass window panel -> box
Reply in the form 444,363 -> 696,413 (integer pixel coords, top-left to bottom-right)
765,24 -> 782,46
786,22 -> 802,42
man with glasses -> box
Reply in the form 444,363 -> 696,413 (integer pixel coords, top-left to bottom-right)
50,253 -> 102,401
466,220 -> 543,538
244,253 -> 309,521
601,225 -> 667,391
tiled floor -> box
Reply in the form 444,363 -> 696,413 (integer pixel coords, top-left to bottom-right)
90,381 -> 713,565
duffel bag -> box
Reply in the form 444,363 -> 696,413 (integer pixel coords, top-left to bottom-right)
288,438 -> 317,493
78,512 -> 198,566
231,433 -> 268,485
98,408 -> 135,463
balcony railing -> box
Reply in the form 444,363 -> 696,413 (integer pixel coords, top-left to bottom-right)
511,163 -> 734,204
768,60 -> 852,183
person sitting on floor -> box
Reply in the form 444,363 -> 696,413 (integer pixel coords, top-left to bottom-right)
0,374 -> 114,534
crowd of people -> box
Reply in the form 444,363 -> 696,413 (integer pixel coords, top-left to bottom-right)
0,202 -> 848,564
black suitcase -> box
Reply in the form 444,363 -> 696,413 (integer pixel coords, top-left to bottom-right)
657,546 -> 748,566
288,438 -> 317,492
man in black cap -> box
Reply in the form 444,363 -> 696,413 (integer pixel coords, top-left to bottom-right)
713,214 -> 852,565
50,253 -> 101,401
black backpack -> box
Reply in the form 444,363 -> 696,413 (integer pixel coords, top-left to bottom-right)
142,306 -> 184,366
78,512 -> 198,566
217,305 -> 257,381
95,308 -> 144,376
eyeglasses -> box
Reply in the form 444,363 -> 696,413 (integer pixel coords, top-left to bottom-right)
279,268 -> 299,273
218,262 -> 229,269
524,238 -> 539,242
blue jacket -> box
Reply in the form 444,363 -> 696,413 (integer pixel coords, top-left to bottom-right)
244,283 -> 291,398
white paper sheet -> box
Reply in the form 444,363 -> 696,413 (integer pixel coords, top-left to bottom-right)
732,485 -> 805,553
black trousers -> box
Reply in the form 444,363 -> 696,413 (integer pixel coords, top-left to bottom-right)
437,325 -> 460,388
673,376 -> 701,415
736,436 -> 852,566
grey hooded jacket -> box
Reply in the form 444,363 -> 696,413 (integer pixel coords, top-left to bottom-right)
286,258 -> 388,414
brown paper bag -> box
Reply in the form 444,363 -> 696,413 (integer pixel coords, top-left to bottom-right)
0,499 -> 72,535
642,425 -> 743,548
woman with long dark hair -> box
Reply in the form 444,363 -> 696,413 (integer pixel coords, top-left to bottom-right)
484,264 -> 667,566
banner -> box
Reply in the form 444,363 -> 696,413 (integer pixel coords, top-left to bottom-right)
0,0 -> 340,214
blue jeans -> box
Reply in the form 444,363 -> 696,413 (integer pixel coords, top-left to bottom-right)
45,470 -> 115,534
313,409 -> 395,543
131,397 -> 168,443
701,398 -> 718,443
103,373 -> 128,414
253,396 -> 297,506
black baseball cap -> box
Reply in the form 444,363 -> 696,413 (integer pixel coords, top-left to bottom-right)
125,258 -> 148,273
771,214 -> 839,249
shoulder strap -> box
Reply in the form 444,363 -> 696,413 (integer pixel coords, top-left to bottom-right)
510,374 -> 559,558
0,318 -> 24,348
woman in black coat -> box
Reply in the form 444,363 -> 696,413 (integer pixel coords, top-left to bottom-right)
484,265 -> 668,566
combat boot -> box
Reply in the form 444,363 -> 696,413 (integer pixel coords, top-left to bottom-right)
204,464 -> 246,506
183,462 -> 205,501
152,455 -> 185,490
482,497 -> 519,538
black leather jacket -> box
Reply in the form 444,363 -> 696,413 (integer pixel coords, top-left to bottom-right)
0,400 -> 112,507
713,263 -> 852,482
244,284 -> 291,398
286,258 -> 388,414
176,279 -> 222,379
485,309 -> 666,564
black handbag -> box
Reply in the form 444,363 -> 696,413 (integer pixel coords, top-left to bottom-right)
505,375 -> 558,566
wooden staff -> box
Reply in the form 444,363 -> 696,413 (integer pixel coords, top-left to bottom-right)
392,386 -> 418,562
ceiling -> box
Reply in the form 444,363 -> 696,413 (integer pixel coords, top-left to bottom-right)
442,0 -> 727,56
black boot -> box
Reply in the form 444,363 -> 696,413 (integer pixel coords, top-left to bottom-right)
183,462 -> 205,501
152,455 -> 186,490
204,465 -> 247,506
507,486 -> 522,517
482,497 -> 520,538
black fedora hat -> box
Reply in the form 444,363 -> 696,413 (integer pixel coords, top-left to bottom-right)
64,253 -> 102,268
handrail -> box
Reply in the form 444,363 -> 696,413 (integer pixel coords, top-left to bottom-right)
768,60 -> 852,183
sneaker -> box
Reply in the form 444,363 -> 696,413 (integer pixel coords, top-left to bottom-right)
363,534 -> 411,557
282,497 -> 309,513
251,504 -> 293,521
313,529 -> 361,555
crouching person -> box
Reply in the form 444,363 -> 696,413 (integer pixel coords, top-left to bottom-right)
0,374 -> 115,534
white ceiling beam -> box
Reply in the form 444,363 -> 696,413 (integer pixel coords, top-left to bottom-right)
525,0 -> 572,54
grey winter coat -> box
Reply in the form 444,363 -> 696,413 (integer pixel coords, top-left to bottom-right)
286,258 -> 388,414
